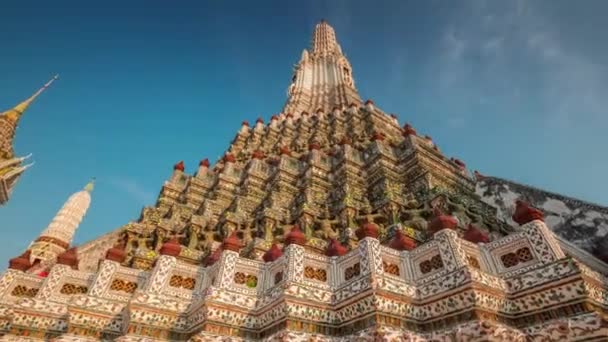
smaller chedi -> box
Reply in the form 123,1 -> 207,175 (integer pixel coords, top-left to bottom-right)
28,180 -> 95,270
0,75 -> 58,205
8,179 -> 94,274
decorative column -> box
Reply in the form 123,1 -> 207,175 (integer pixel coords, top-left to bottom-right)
434,229 -> 469,271
34,263 -> 72,301
145,239 -> 181,294
513,200 -> 566,263
356,221 -> 383,279
88,259 -> 121,297
63,251 -> 127,341
284,225 -> 306,283
430,209 -> 469,271
212,232 -> 242,289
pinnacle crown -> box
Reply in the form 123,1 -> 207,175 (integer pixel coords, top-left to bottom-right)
312,20 -> 341,55
3,75 -> 58,122
84,178 -> 95,193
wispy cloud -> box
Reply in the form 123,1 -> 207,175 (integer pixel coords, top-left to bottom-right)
444,29 -> 467,61
107,177 -> 155,204
429,0 -> 608,128
525,31 -> 607,126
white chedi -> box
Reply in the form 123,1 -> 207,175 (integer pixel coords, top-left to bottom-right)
29,179 -> 94,262
39,180 -> 93,244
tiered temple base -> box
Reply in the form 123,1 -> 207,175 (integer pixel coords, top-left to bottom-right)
0,219 -> 606,341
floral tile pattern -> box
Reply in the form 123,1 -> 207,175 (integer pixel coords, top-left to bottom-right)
0,218 -> 606,341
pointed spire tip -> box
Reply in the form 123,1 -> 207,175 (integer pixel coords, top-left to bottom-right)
43,74 -> 59,88
6,75 -> 59,119
84,177 -> 96,192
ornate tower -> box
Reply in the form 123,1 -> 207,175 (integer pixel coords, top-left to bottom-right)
29,179 -> 94,264
283,20 -> 361,115
0,75 -> 58,205
109,20 -> 498,269
1,21 -> 607,342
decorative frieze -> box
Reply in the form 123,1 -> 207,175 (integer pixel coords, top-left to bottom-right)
382,261 -> 400,276
168,275 -> 196,290
467,255 -> 481,269
10,285 -> 38,298
419,254 -> 444,274
344,262 -> 360,280
59,283 -> 88,295
233,272 -> 258,288
304,266 -> 327,282
109,278 -> 137,294
500,247 -> 534,268
273,271 -> 283,285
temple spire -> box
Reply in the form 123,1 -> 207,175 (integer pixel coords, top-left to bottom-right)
2,75 -> 58,123
0,76 -> 58,205
311,20 -> 342,55
283,20 -> 360,115
0,75 -> 58,160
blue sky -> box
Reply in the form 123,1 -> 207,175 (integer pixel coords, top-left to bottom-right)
1,0 -> 607,263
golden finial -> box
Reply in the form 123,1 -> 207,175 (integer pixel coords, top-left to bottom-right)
84,177 -> 96,193
3,75 -> 59,122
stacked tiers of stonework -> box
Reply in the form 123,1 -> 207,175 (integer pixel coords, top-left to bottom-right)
99,100 -> 511,271
2,20 -> 607,341
0,214 -> 606,341
65,20 -> 512,273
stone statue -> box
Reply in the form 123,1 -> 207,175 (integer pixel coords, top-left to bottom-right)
300,214 -> 315,238
262,218 -> 276,242
136,232 -> 154,253
154,229 -> 168,251
188,224 -> 201,250
382,202 -> 402,225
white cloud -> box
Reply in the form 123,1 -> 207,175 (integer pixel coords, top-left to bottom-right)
482,36 -> 503,56
107,177 -> 155,204
430,0 -> 608,128
443,29 -> 467,61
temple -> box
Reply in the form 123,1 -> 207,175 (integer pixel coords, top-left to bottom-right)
0,75 -> 58,205
0,21 -> 607,341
